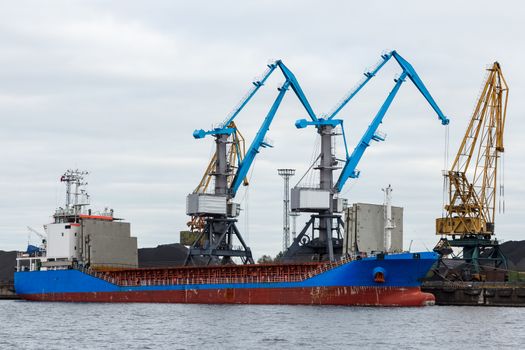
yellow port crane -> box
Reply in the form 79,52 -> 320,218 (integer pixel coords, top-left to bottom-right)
437,62 -> 508,237
434,62 -> 509,278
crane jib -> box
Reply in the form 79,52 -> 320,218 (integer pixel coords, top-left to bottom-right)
192,60 -> 320,199
326,51 -> 449,193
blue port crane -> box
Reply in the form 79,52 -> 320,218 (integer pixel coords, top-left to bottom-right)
186,60 -> 318,265
285,50 -> 449,262
296,50 -> 449,193
192,60 -> 318,198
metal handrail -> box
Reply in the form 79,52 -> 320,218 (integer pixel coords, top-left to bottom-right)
81,255 -> 355,287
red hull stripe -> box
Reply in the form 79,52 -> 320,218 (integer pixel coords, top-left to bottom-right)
20,286 -> 435,306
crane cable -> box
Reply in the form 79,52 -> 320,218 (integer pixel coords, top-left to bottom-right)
238,156 -> 258,245
307,135 -> 320,187
499,153 -> 505,214
442,124 -> 450,219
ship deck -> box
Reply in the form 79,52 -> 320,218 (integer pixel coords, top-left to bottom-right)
88,259 -> 352,286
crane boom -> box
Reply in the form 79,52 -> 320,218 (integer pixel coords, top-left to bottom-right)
391,52 -> 449,125
230,81 -> 290,195
229,61 -> 318,196
220,63 -> 278,130
335,71 -> 408,192
327,51 -> 449,124
192,60 -> 317,198
193,60 -> 317,140
332,52 -> 449,193
275,61 -> 318,122
27,226 -> 46,240
327,52 -> 392,120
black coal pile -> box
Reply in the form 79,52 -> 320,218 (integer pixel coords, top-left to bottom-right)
500,240 -> 525,271
138,243 -> 190,267
0,250 -> 17,282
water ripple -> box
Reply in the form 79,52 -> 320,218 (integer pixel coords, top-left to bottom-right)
0,301 -> 524,349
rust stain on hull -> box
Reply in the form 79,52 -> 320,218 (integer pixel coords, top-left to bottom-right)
20,286 -> 434,307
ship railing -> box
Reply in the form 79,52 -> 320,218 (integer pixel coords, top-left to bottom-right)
308,254 -> 350,277
307,254 -> 354,278
90,272 -> 304,286
85,271 -> 309,287
80,257 -> 355,287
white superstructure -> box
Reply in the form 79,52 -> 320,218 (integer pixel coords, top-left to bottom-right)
17,170 -> 138,271
45,223 -> 81,260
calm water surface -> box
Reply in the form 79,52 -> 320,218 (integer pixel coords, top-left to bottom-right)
1,301 -> 524,349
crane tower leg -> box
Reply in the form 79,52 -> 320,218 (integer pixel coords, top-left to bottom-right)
319,125 -> 335,261
284,125 -> 343,262
185,134 -> 254,266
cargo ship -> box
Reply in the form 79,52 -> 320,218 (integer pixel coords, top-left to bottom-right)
16,252 -> 437,306
14,170 -> 437,306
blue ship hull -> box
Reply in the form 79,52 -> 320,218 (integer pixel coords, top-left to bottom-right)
15,252 -> 438,306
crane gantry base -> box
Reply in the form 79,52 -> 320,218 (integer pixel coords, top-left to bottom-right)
283,214 -> 345,262
433,236 -> 507,281
184,218 -> 254,266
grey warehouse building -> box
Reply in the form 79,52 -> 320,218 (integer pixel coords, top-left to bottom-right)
343,203 -> 403,255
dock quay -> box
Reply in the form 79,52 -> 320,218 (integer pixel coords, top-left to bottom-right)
0,281 -> 18,300
422,281 -> 525,306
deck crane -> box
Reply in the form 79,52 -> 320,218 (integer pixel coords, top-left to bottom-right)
185,60 -> 318,265
285,50 -> 449,262
434,62 -> 508,279
26,226 -> 47,254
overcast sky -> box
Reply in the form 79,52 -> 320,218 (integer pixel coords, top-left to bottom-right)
1,1 -> 524,258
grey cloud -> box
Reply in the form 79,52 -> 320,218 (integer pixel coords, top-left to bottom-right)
1,0 -> 524,257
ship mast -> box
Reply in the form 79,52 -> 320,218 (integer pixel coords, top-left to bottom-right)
58,169 -> 90,222
383,185 -> 395,252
